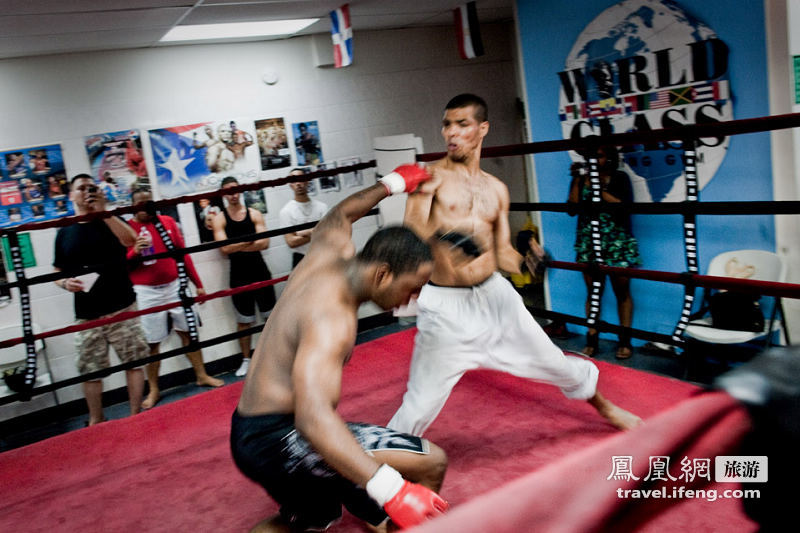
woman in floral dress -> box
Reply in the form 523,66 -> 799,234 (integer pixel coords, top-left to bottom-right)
568,146 -> 641,359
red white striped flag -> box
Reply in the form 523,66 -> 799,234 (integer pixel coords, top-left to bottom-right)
454,2 -> 484,59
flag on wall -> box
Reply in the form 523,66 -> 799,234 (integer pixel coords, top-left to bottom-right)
330,4 -> 353,68
454,2 -> 484,59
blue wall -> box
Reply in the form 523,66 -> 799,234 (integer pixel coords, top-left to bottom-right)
516,0 -> 773,341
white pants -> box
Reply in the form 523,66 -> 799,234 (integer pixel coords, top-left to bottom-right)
388,273 -> 599,436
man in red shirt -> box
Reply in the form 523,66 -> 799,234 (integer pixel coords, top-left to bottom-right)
128,188 -> 223,409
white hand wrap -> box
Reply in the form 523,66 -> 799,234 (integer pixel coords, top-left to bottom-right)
378,172 -> 407,195
365,464 -> 405,507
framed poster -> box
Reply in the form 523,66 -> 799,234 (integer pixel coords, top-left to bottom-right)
255,117 -> 291,170
292,121 -> 323,166
0,144 -> 72,228
84,129 -> 150,207
316,162 -> 340,193
193,197 -> 224,243
192,187 -> 266,243
338,157 -> 363,188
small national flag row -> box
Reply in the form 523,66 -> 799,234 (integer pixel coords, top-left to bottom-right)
559,80 -> 730,121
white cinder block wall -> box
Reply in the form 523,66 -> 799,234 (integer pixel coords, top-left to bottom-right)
0,22 -> 525,421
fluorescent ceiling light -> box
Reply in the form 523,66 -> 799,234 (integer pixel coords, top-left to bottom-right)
160,19 -> 319,42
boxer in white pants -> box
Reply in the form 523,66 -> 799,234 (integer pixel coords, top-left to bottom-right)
390,273 -> 601,436
388,94 -> 642,437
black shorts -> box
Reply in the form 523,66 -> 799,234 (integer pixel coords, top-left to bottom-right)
230,411 -> 429,531
231,284 -> 276,322
229,256 -> 276,322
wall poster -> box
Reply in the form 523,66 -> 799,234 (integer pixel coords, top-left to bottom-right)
255,117 -> 291,170
292,121 -> 323,166
338,157 -> 363,188
84,129 -> 150,206
148,119 -> 260,199
316,162 -> 340,193
0,144 -> 71,228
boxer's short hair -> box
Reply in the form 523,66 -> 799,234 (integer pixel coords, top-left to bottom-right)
358,226 -> 432,275
445,93 -> 488,123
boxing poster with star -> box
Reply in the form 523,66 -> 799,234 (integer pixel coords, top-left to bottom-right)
148,120 -> 260,198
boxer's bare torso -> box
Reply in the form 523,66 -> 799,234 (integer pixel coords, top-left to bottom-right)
405,106 -> 522,287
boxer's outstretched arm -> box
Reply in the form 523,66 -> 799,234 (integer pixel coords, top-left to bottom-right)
321,182 -> 389,228
309,183 -> 390,255
312,166 -> 432,251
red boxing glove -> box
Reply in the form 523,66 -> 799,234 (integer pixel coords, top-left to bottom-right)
379,164 -> 430,195
384,480 -> 449,528
366,464 -> 448,529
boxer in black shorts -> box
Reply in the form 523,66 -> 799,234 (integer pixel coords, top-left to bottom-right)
230,167 -> 449,531
231,413 -> 429,530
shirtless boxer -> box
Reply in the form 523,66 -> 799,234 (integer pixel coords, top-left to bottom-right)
387,94 -> 642,436
231,169 -> 448,532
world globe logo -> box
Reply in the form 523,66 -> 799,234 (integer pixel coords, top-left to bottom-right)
558,0 -> 732,202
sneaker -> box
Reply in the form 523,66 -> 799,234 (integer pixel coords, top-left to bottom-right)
235,358 -> 250,377
641,342 -> 677,357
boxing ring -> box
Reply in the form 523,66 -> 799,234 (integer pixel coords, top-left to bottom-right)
1,113 -> 799,531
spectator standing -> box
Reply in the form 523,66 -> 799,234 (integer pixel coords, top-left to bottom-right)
279,168 -> 329,268
53,174 -> 148,426
568,146 -> 641,359
127,187 -> 224,409
212,176 -> 276,377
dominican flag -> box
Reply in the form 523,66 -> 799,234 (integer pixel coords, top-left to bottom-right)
330,4 -> 353,68
454,2 -> 484,59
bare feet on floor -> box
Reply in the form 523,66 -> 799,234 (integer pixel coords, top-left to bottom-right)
600,403 -> 643,430
615,345 -> 633,359
589,392 -> 643,431
141,392 -> 160,410
581,345 -> 598,357
197,375 -> 225,388
582,331 -> 599,358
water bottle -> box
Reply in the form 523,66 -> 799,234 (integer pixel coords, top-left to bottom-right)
139,227 -> 156,265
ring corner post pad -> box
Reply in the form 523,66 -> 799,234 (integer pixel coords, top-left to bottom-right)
372,133 -> 424,226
